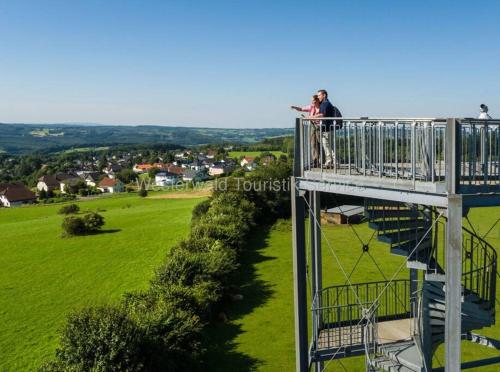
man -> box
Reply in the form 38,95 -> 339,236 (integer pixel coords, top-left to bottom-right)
479,104 -> 492,119
314,89 -> 342,167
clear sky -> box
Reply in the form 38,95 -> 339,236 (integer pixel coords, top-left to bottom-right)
1,0 -> 499,128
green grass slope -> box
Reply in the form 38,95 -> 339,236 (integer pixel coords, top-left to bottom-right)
208,208 -> 499,371
0,193 -> 202,371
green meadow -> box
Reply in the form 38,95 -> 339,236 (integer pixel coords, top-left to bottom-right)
228,151 -> 286,160
1,191 -> 498,371
0,192 -> 203,371
207,207 -> 499,371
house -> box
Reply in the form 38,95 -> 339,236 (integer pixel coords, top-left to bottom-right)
98,177 -> 125,193
133,163 -> 154,174
104,164 -> 123,175
155,172 -> 180,186
82,172 -> 102,187
37,175 -> 60,192
167,166 -> 185,176
0,182 -> 37,207
60,176 -> 82,194
38,173 -> 81,193
209,163 -> 233,176
240,156 -> 255,167
182,169 -> 208,183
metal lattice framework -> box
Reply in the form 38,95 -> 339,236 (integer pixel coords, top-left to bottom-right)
291,117 -> 500,372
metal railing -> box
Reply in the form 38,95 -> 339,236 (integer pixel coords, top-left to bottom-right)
429,218 -> 497,311
297,117 -> 500,193
311,280 -> 411,353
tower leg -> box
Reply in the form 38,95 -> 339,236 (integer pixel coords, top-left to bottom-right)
445,195 -> 462,372
311,191 -> 323,372
292,177 -> 308,372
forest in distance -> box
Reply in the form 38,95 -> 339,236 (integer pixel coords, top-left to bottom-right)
0,123 -> 293,155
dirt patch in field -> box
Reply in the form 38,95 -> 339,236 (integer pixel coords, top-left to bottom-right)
149,188 -> 212,199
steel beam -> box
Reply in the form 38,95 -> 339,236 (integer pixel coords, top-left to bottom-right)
445,194 -> 463,372
291,176 -> 308,372
297,178 -> 448,208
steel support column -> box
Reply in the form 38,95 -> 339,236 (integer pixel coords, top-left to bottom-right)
445,194 -> 463,372
312,191 -> 323,372
292,176 -> 309,372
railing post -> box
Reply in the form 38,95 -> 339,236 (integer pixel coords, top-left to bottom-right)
445,118 -> 460,193
291,176 -> 308,372
294,118 -> 302,177
445,194 -> 463,372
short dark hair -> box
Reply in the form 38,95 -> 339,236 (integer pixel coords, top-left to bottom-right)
318,89 -> 328,98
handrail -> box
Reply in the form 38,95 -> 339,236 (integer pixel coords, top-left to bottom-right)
295,117 -> 500,193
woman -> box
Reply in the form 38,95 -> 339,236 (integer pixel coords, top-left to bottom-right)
291,95 -> 321,167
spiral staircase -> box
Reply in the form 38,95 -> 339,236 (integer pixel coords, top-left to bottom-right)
365,199 -> 497,372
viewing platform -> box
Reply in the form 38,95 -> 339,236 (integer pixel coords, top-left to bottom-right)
294,118 -> 500,208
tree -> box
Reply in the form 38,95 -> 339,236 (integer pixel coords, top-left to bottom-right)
39,189 -> 48,200
61,216 -> 86,236
58,204 -> 80,215
82,212 -> 105,232
48,306 -> 144,372
117,169 -> 136,184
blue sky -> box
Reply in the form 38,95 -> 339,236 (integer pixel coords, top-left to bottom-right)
1,0 -> 499,127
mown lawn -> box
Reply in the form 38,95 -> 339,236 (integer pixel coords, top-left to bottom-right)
0,192 -> 203,371
228,151 -> 286,160
207,207 -> 499,371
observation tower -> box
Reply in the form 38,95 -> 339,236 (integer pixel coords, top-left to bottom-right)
291,117 -> 499,371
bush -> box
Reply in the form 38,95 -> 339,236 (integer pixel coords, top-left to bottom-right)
61,216 -> 86,236
61,212 -> 105,236
138,188 -> 148,197
191,199 -> 210,223
82,212 -> 105,232
58,204 -> 80,215
47,306 -> 144,372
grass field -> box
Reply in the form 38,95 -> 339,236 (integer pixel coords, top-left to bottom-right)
207,208 -> 500,371
0,192 -> 204,371
228,151 -> 286,160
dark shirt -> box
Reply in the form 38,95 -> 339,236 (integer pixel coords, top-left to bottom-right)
319,99 -> 342,131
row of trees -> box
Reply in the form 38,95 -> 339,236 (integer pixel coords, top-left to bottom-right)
41,159 -> 292,371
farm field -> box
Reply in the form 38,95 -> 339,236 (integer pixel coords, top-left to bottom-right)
228,151 -> 286,160
0,191 -> 204,371
207,207 -> 499,371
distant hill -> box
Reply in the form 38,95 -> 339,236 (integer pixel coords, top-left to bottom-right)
0,123 -> 293,155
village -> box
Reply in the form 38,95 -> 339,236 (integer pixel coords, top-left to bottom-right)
0,148 -> 280,207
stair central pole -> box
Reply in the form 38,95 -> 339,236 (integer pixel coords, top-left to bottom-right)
292,176 -> 309,372
445,194 -> 463,372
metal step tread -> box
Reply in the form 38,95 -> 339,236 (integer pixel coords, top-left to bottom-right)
379,341 -> 424,372
372,356 -> 415,372
378,229 -> 430,245
369,219 -> 427,231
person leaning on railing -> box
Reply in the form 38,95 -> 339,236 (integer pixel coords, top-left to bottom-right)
291,95 -> 321,166
312,89 -> 343,168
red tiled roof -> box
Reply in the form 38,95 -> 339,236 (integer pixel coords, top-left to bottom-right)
98,177 -> 120,187
167,166 -> 185,175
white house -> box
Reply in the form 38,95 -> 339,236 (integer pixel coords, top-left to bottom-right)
98,177 -> 125,193
0,182 -> 37,207
155,172 -> 180,186
37,175 -> 60,192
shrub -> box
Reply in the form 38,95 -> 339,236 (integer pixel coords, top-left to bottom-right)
138,188 -> 148,198
191,199 -> 210,223
82,212 -> 105,232
124,293 -> 203,370
58,204 -> 80,215
61,216 -> 86,236
48,306 -> 144,372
